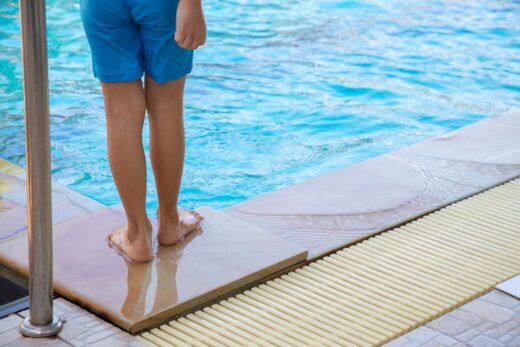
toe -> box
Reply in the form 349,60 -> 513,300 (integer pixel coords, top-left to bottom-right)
106,227 -> 119,241
192,211 -> 203,223
109,227 -> 126,246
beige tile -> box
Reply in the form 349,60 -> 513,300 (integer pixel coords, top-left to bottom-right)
0,205 -> 307,333
228,155 -> 424,215
396,108 -> 520,164
0,168 -> 104,242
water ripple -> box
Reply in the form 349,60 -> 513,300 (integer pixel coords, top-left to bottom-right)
0,0 -> 518,217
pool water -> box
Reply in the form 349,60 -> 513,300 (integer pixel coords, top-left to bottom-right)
1,0 -> 519,218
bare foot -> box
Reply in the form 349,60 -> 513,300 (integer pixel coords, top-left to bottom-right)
107,219 -> 153,263
157,207 -> 204,246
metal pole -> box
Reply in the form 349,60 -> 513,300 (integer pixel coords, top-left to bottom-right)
18,0 -> 63,338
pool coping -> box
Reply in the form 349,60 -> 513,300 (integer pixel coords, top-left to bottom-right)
224,107 -> 520,260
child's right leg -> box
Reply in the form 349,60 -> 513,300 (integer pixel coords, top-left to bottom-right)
102,80 -> 153,262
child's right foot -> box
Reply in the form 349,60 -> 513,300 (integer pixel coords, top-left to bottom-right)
157,207 -> 204,246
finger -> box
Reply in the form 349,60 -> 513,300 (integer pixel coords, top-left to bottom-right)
195,36 -> 205,47
189,36 -> 200,49
178,34 -> 191,48
183,35 -> 195,49
174,31 -> 187,46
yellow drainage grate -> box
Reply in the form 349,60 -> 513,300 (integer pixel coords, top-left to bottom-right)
139,177 -> 520,347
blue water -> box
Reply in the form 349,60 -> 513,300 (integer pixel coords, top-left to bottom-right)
1,0 -> 519,218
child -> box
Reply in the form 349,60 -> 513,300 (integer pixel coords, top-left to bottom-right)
79,0 -> 206,262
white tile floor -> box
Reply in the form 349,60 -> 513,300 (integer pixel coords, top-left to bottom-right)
383,289 -> 520,347
497,275 -> 520,300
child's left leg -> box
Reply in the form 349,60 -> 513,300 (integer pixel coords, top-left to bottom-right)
144,74 -> 203,246
102,79 -> 153,263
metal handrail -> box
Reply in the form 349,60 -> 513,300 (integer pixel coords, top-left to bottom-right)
18,0 -> 63,337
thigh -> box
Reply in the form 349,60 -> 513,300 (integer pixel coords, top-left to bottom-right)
80,0 -> 144,82
128,0 -> 194,85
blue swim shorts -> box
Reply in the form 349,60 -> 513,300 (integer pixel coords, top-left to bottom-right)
79,0 -> 193,84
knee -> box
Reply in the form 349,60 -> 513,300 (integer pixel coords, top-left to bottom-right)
105,99 -> 146,122
146,100 -> 182,118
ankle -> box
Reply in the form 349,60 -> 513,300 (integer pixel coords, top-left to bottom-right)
126,217 -> 151,234
157,208 -> 180,225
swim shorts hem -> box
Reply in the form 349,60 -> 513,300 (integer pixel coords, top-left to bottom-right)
94,70 -> 144,83
145,63 -> 193,84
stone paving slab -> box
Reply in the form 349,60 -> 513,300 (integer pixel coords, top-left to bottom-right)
224,108 -> 520,260
383,290 -> 520,347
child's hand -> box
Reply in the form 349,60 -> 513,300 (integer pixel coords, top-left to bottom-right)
175,0 -> 206,50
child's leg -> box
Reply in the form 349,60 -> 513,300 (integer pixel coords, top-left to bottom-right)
102,80 -> 153,262
144,74 -> 203,246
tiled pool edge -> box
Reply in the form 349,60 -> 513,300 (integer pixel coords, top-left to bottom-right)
224,108 -> 520,261
0,158 -> 106,243
302,171 -> 520,265
2,108 -> 519,261
1,107 -> 518,271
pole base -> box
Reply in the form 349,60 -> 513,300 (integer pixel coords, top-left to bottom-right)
19,316 -> 64,338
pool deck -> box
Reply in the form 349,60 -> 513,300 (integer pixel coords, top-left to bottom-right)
0,108 -> 519,345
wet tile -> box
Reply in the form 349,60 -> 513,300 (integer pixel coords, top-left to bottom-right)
0,166 -> 104,242
225,109 -> 520,259
0,205 -> 307,333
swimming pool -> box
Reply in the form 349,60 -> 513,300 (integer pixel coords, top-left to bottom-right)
1,0 -> 519,218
